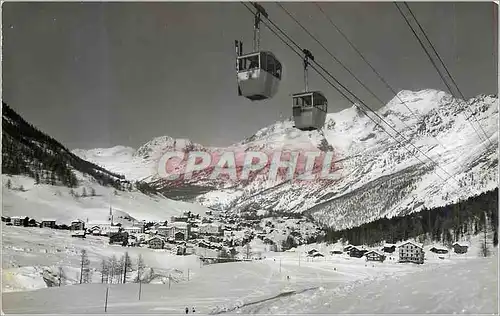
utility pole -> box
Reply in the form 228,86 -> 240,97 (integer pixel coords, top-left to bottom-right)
169,274 -> 171,290
138,280 -> 142,301
104,287 -> 109,312
187,269 -> 190,281
279,258 -> 282,274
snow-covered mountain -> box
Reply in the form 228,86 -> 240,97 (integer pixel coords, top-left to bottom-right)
73,89 -> 499,229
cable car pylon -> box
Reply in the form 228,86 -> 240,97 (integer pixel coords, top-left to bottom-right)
292,49 -> 327,131
235,2 -> 282,101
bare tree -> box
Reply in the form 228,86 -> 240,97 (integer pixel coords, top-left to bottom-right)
136,254 -> 145,283
244,243 -> 252,260
79,249 -> 90,284
58,267 -> 66,286
100,259 -> 109,284
117,255 -> 125,284
109,255 -> 118,284
122,252 -> 133,284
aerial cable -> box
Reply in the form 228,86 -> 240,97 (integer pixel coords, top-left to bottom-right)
240,2 -> 470,194
395,2 -> 493,148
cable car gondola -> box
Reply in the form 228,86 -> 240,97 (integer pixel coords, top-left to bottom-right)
235,3 -> 282,101
292,49 -> 327,131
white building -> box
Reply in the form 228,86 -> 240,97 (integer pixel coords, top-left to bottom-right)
199,223 -> 221,235
398,241 -> 424,264
122,226 -> 142,234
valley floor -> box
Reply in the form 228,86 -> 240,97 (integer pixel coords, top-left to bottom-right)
2,223 -> 498,314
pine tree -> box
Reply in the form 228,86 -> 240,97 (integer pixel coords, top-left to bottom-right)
6,179 -> 12,189
90,187 -> 96,196
82,187 -> 87,197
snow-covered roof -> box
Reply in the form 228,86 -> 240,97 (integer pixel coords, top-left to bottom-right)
397,241 -> 423,249
41,219 -> 56,222
157,226 -> 168,229
453,242 -> 468,247
365,250 -> 385,256
71,219 -> 84,223
147,236 -> 165,242
171,222 -> 189,229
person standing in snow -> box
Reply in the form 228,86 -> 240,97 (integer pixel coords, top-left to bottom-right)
185,307 -> 189,314
192,307 -> 196,313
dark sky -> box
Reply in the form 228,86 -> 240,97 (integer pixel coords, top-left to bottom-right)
2,2 -> 498,150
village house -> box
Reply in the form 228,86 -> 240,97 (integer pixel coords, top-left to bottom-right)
430,247 -> 449,254
70,219 -> 85,231
365,250 -> 386,262
87,223 -> 119,236
381,244 -> 396,253
157,226 -> 169,237
11,216 -> 28,226
452,242 -> 468,254
349,246 -> 367,258
40,219 -> 56,229
109,232 -> 129,246
398,241 -> 425,264
147,236 -> 165,249
122,226 -> 142,234
199,223 -> 221,236
164,222 -> 191,241
71,230 -> 86,238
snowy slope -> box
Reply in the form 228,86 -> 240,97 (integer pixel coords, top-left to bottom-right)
73,90 -> 499,229
2,174 -> 210,224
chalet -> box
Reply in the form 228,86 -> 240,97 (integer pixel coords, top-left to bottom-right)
109,232 -> 129,246
343,245 -> 354,252
381,244 -> 396,253
71,230 -> 86,238
1,216 -> 11,223
349,247 -> 367,258
365,250 -> 386,262
41,219 -> 56,229
307,249 -> 319,256
11,216 -> 28,226
311,252 -> 324,258
430,247 -> 448,254
70,219 -> 85,231
330,250 -> 343,255
452,242 -> 468,254
147,236 -> 165,249
398,241 -> 424,264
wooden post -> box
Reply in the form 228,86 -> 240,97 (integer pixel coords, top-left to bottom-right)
187,269 -> 190,281
138,280 -> 142,301
104,287 -> 109,312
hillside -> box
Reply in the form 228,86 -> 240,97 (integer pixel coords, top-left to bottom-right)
73,89 -> 499,229
1,102 -> 211,224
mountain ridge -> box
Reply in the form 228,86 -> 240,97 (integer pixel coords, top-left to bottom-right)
72,89 -> 499,229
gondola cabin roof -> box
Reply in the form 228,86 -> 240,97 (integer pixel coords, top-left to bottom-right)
237,50 -> 278,60
292,90 -> 326,98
